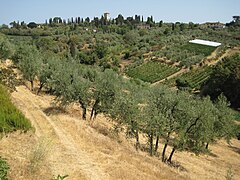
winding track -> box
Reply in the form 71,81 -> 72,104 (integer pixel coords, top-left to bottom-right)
11,85 -> 109,180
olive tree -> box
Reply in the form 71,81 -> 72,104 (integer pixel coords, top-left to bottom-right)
18,45 -> 42,91
0,34 -> 14,60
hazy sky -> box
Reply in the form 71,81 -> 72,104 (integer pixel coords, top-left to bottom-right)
0,0 -> 239,25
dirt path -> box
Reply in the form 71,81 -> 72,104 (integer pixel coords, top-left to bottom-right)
206,47 -> 240,66
9,85 -> 188,180
11,86 -> 109,180
151,47 -> 240,85
2,84 -> 239,180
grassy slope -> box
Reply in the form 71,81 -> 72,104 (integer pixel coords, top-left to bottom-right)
0,84 -> 31,133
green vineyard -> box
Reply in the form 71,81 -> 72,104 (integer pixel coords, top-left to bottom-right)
126,61 -> 179,83
177,67 -> 212,88
181,43 -> 217,57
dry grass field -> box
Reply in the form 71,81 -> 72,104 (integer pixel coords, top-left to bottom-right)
0,85 -> 239,180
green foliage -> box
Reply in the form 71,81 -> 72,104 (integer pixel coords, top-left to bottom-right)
95,42 -> 108,59
123,30 -> 140,45
176,78 -> 192,90
176,67 -> 212,89
0,34 -> 14,59
201,55 -> 240,108
1,16 -> 238,166
17,44 -> 42,90
126,62 -> 179,83
0,84 -> 31,133
235,112 -> 240,121
0,157 -> 9,180
181,43 -> 216,57
50,175 -> 69,180
91,69 -> 122,120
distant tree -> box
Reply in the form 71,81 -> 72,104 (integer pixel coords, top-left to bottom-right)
77,17 -> 81,24
171,23 -> 175,31
49,18 -> 53,25
179,23 -> 185,31
123,30 -> 140,45
93,17 -> 100,27
85,17 -> 90,24
0,24 -> 9,29
69,41 -> 77,58
159,20 -> 163,27
188,22 -> 194,29
163,28 -> 170,35
116,14 -> 124,25
10,21 -> 20,28
20,21 -> 27,28
27,22 -> 38,29
95,42 -> 108,59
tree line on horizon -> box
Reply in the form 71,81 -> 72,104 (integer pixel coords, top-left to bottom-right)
3,14 -> 157,29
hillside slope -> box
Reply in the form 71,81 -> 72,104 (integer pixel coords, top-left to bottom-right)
0,85 -> 239,180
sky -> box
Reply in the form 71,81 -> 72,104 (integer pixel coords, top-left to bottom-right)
0,0 -> 240,25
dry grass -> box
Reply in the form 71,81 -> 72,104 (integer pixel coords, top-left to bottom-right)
0,132 -> 52,180
28,136 -> 53,174
1,84 -> 239,180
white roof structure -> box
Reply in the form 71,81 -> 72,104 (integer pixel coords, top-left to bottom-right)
189,39 -> 221,47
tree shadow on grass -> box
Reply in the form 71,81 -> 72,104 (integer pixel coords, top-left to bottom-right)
228,145 -> 240,155
165,161 -> 188,172
139,144 -> 188,172
43,106 -> 66,116
207,151 -> 218,158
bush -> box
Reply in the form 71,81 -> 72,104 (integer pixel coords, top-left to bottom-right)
0,84 -> 31,133
176,78 -> 192,89
0,34 -> 15,60
0,157 -> 9,180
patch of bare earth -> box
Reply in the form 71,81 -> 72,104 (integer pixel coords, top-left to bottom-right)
0,85 -> 239,179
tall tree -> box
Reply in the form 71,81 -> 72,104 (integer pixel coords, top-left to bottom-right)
17,45 -> 42,91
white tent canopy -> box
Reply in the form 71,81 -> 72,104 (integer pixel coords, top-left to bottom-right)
189,39 -> 221,47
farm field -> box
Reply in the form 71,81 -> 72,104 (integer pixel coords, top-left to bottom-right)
126,61 -> 179,83
181,43 -> 217,57
165,66 -> 212,89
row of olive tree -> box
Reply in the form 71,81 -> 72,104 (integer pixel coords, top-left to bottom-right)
110,83 -> 235,162
13,45 -> 235,164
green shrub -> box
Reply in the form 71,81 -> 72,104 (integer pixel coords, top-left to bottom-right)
0,84 -> 31,133
0,157 -> 9,180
